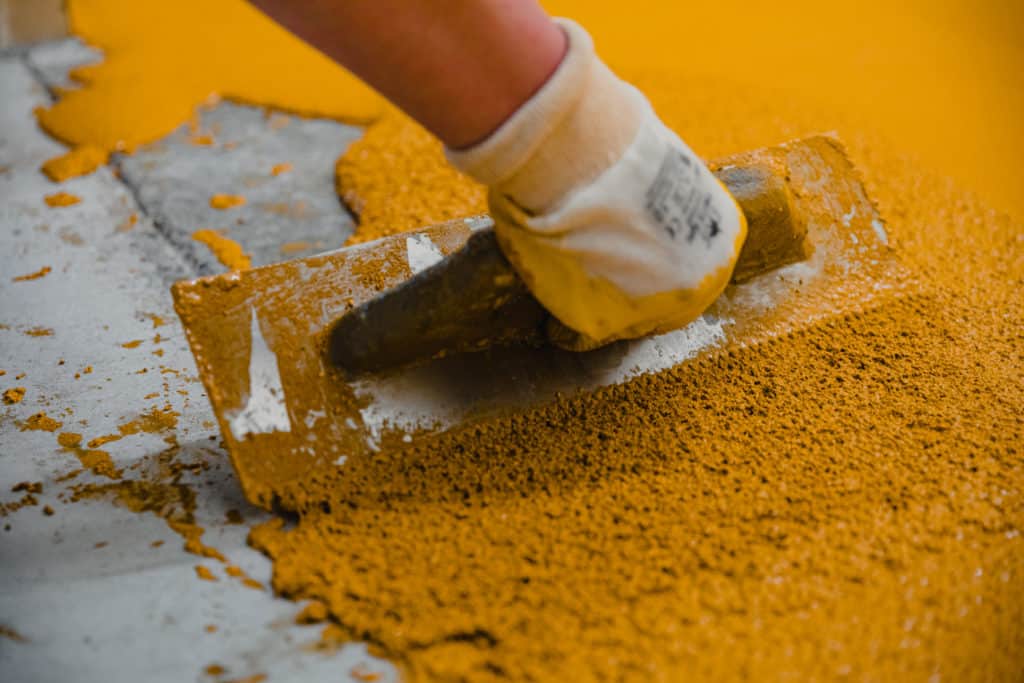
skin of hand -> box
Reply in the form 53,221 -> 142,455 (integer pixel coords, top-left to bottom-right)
248,0 -> 566,148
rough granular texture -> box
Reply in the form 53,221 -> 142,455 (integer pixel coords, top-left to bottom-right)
37,2 -> 1024,681
3,387 -> 26,404
335,111 -> 486,244
252,65 -> 1024,683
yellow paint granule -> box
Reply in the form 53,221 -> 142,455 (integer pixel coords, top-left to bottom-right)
44,191 -> 81,208
19,412 -> 62,432
192,229 -> 252,271
195,565 -> 217,582
58,432 -> 83,448
3,387 -> 26,404
40,145 -> 108,182
12,266 -> 52,282
209,194 -> 246,210
294,601 -> 328,625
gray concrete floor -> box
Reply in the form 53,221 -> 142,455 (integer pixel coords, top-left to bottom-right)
1,39 -> 395,683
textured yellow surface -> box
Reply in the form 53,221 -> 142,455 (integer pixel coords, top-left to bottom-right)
41,2 -> 1024,681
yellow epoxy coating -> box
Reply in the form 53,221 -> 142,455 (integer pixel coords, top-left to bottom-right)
36,1 -> 1024,216
37,2 -> 1024,681
35,0 -> 384,153
545,0 -> 1024,217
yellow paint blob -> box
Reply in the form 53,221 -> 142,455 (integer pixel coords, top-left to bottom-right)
36,0 -> 385,153
44,191 -> 81,208
41,145 -> 108,182
209,194 -> 246,210
192,229 -> 252,271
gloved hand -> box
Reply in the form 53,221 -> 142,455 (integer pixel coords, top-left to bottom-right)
448,19 -> 747,350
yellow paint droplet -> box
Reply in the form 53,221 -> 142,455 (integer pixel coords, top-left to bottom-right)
57,432 -> 83,448
209,193 -> 246,210
3,387 -> 26,404
195,565 -> 217,582
192,229 -> 252,271
40,145 -> 108,182
12,266 -> 52,283
44,191 -> 81,208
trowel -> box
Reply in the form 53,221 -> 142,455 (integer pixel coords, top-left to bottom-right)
172,135 -> 911,510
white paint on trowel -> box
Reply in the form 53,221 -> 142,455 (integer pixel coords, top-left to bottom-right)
842,206 -> 857,226
406,234 -> 444,274
352,314 -> 727,439
871,218 -> 889,245
595,315 -> 727,384
228,308 -> 292,440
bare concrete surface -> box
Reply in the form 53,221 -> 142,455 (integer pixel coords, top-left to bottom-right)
0,46 -> 394,683
115,102 -> 361,274
23,37 -> 101,90
24,38 -> 362,275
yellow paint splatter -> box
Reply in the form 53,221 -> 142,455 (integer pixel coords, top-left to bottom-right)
116,213 -> 138,232
40,145 -> 108,182
58,432 -> 83,448
195,565 -> 217,582
192,229 -> 251,271
19,412 -> 62,432
270,162 -> 292,176
87,434 -> 122,448
209,193 -> 246,210
3,387 -> 26,404
12,266 -> 52,282
44,192 -> 81,208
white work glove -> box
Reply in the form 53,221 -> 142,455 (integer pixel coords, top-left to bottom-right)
447,19 -> 747,350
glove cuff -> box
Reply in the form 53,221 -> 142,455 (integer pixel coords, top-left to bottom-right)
446,18 -> 647,213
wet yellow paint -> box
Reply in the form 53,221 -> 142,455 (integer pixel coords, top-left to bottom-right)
544,0 -> 1024,217
37,1 -> 1024,217
36,0 -> 384,153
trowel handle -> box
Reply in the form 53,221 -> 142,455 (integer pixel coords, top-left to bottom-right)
327,225 -> 547,374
